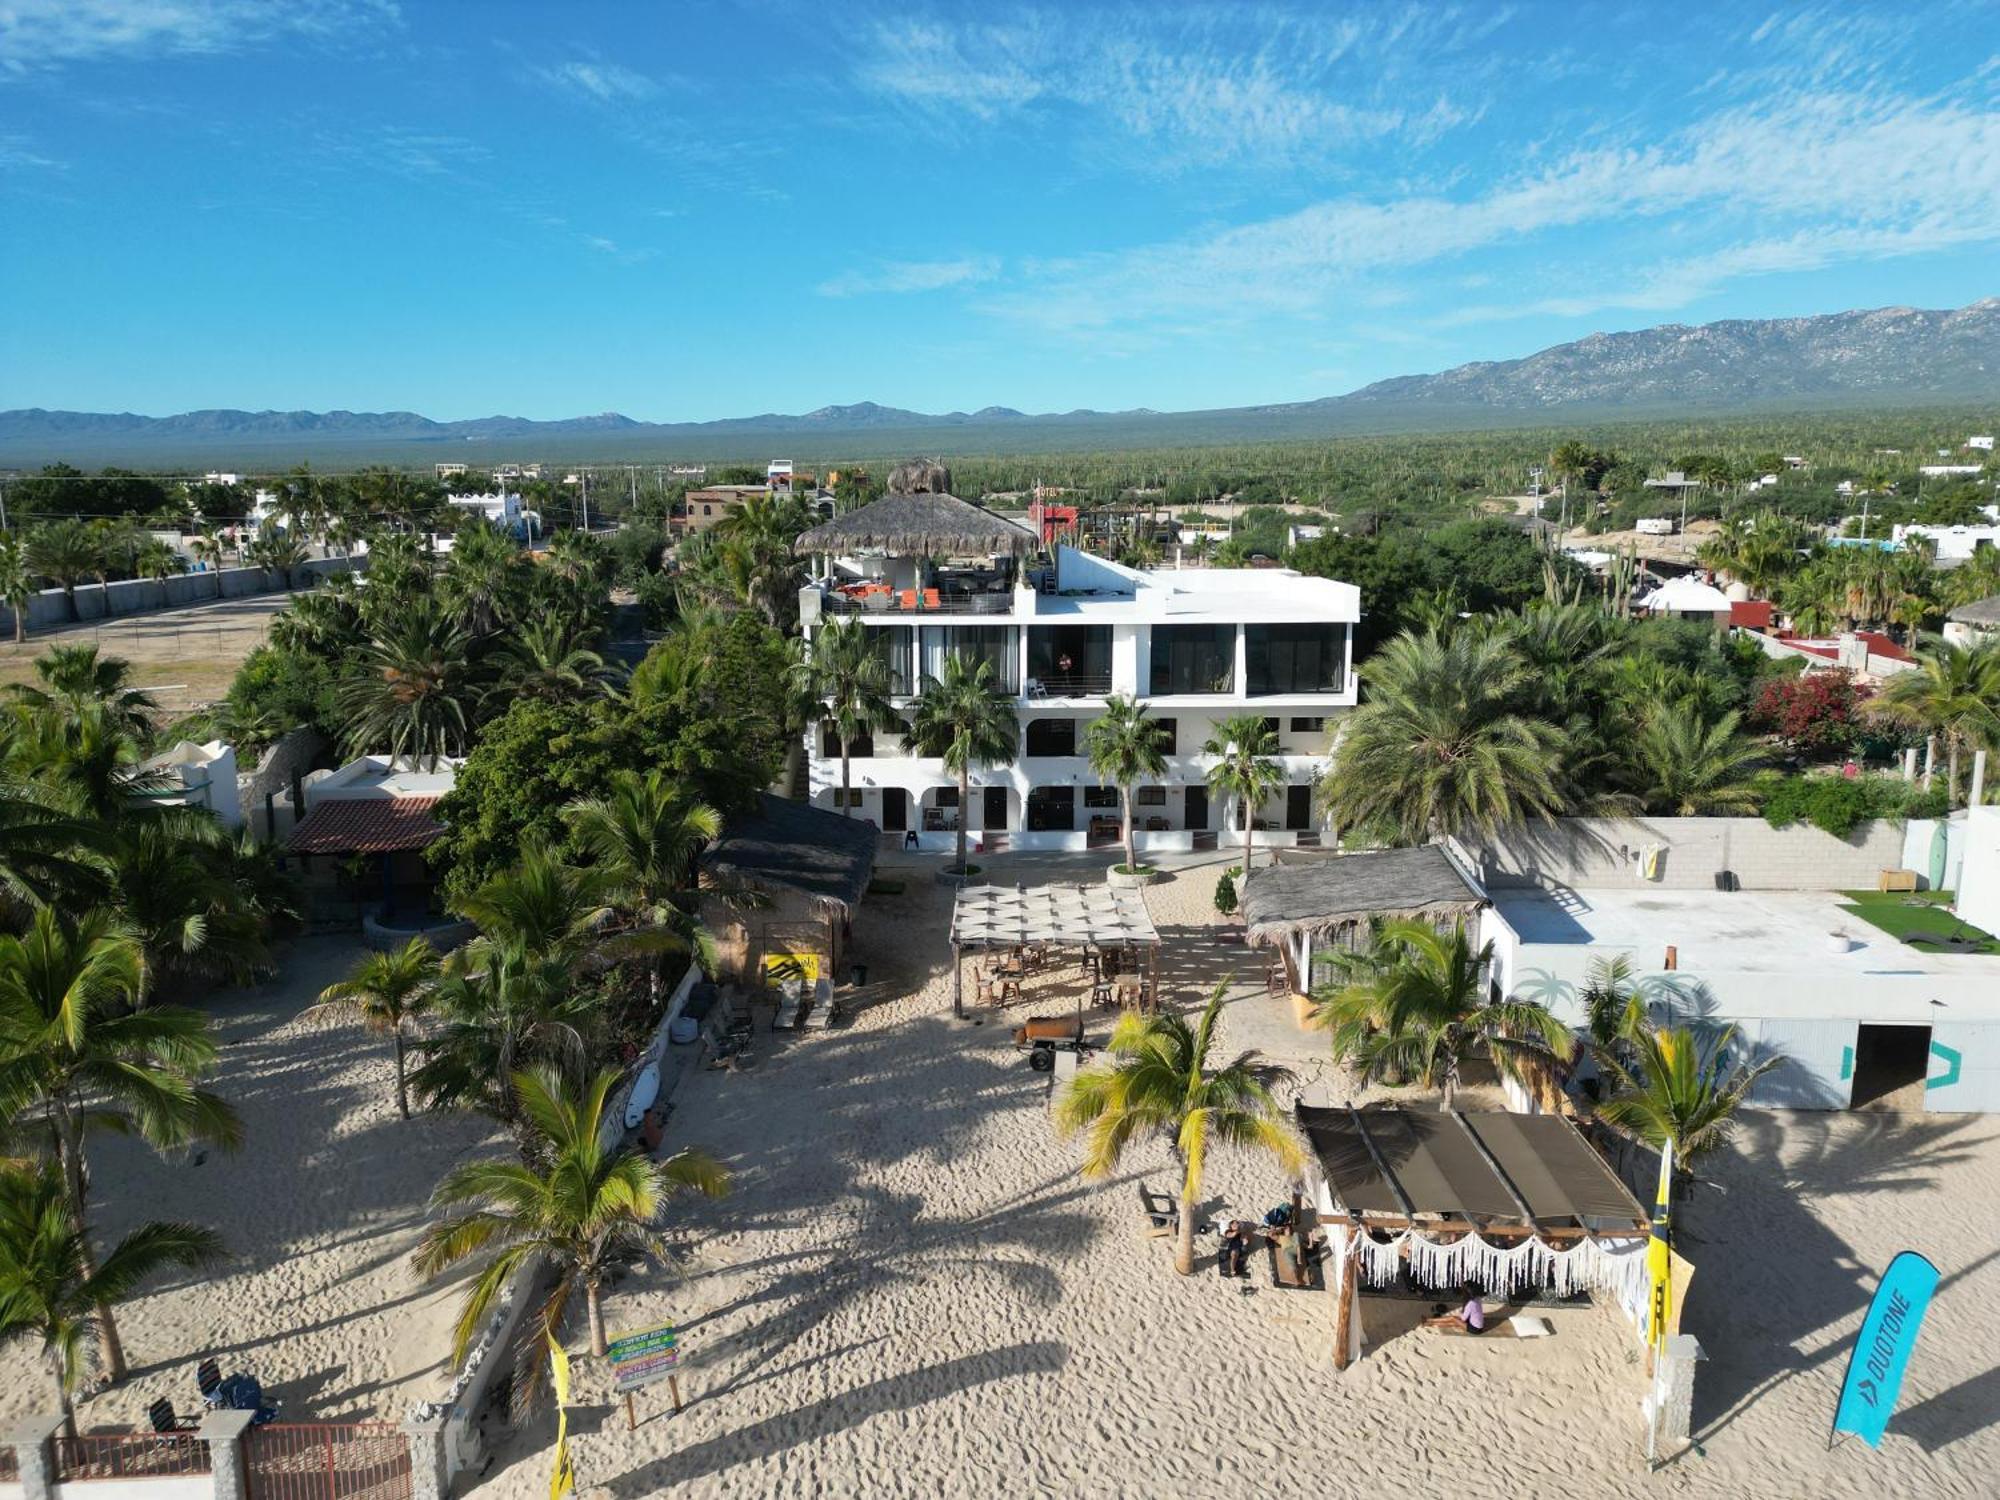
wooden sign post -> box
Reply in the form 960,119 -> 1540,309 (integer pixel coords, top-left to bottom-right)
607,1323 -> 684,1429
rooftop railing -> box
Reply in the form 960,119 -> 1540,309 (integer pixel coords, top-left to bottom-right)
821,587 -> 1015,616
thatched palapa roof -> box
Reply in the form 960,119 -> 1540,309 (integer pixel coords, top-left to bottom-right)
794,490 -> 1038,559
1240,845 -> 1484,947
1947,593 -> 2000,627
701,794 -> 878,911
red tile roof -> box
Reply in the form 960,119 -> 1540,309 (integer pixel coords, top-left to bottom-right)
288,796 -> 444,855
1730,600 -> 1775,629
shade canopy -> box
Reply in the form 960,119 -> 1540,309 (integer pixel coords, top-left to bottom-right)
1297,1104 -> 1647,1235
795,491 -> 1039,559
950,882 -> 1159,950
1241,846 -> 1484,947
1947,593 -> 2000,626
701,793 -> 878,911
287,797 -> 443,856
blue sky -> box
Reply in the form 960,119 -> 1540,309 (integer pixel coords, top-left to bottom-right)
2,1 -> 1996,421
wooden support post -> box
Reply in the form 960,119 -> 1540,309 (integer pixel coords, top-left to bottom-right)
668,1375 -> 684,1414
1332,1233 -> 1359,1371
624,1393 -> 635,1431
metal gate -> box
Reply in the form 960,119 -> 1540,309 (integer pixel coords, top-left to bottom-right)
245,1423 -> 411,1500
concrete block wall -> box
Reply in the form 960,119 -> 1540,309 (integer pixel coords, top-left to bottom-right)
4,556 -> 361,632
1460,816 -> 1910,892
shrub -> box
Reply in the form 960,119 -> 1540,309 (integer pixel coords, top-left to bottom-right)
1214,868 -> 1240,917
1759,772 -> 1946,837
1750,670 -> 1874,758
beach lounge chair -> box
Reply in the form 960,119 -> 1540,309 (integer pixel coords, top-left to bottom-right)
1136,1185 -> 1176,1239
196,1357 -> 223,1407
149,1397 -> 200,1433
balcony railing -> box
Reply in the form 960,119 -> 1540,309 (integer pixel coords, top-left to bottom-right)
821,587 -> 1014,616
1024,673 -> 1113,697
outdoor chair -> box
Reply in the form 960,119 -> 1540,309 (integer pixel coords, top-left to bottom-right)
196,1357 -> 223,1407
1136,1184 -> 1176,1239
149,1397 -> 200,1434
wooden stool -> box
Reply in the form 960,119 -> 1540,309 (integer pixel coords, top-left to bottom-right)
1090,978 -> 1112,1008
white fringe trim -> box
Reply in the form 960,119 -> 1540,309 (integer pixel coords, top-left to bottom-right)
1341,1225 -> 1649,1328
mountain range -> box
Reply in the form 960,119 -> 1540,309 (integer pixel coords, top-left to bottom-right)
5,300 -> 1995,466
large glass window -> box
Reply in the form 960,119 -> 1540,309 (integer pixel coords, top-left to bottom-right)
919,625 -> 1019,694
1025,718 -> 1077,757
1246,623 -> 1346,695
1027,625 -> 1112,695
820,724 -> 874,759
1026,785 -> 1076,831
865,625 -> 915,695
1149,625 -> 1236,695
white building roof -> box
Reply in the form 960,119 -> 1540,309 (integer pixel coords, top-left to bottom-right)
309,755 -> 463,801
1634,575 -> 1730,613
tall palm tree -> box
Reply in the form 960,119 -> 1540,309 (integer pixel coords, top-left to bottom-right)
795,618 -> 899,817
1312,918 -> 1571,1108
413,1066 -> 727,1358
11,644 -> 159,742
106,815 -> 271,1004
339,604 -> 478,770
1319,628 -> 1569,845
411,944 -> 595,1129
1202,712 -> 1284,872
246,529 -> 310,590
453,846 -> 612,958
905,655 -> 1019,884
440,521 -> 524,639
1055,982 -> 1301,1276
25,522 -> 102,624
0,908 -> 241,1382
1615,703 -> 1765,816
1598,1021 -> 1778,1168
564,771 -> 722,986
0,531 -> 35,644
1872,641 -> 2000,805
493,615 -> 617,704
1083,694 -> 1167,874
134,538 -> 187,586
0,787 -> 102,906
0,1161 -> 225,1433
305,937 -> 440,1120
188,528 -> 226,598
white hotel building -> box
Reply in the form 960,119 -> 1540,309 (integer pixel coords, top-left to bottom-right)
797,492 -> 1359,854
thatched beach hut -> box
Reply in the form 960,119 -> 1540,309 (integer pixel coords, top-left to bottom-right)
1240,845 -> 1487,993
794,488 -> 1039,560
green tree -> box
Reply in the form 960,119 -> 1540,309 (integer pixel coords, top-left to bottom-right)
1872,641 -> 2000,805
246,529 -> 310,590
493,615 -> 617,704
0,908 -> 241,1382
1598,1021 -> 1778,1168
1320,628 -> 1568,844
25,522 -> 101,624
411,945 -> 596,1130
338,603 -> 479,769
134,538 -> 186,585
304,937 -> 441,1120
906,655 -> 1019,887
564,770 -> 722,984
1312,918 -> 1571,1106
452,846 -> 613,958
795,618 -> 899,817
1202,712 -> 1284,872
1055,982 -> 1301,1276
413,1066 -> 727,1358
1083,694 -> 1168,873
0,1161 -> 226,1432
1615,703 -> 1765,815
440,521 -> 526,639
0,532 -> 35,643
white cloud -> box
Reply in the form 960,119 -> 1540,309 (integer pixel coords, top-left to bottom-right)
0,0 -> 397,73
536,60 -> 657,103
976,81 -> 2000,339
0,133 -> 63,169
818,255 -> 1002,297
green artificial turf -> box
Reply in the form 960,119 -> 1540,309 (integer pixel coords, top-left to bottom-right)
1837,890 -> 2000,955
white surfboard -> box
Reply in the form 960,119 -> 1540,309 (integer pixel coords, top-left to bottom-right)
623,1063 -> 662,1130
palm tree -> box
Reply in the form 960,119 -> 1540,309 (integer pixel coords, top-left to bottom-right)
1319,628 -> 1569,845
440,521 -> 524,639
413,1066 -> 727,1358
1577,954 -> 1642,1058
1083,694 -> 1167,873
1872,641 -> 2000,805
453,846 -> 612,957
11,643 -> 159,742
564,771 -> 722,987
905,655 -> 1019,884
0,787 -> 102,905
1055,982 -> 1301,1276
493,615 -> 617,704
795,619 -> 899,817
339,604 -> 478,770
1598,1021 -> 1778,1168
304,938 -> 440,1120
106,815 -> 272,1003
0,532 -> 35,644
25,522 -> 100,624
188,528 -> 226,598
411,944 -> 595,1129
246,529 -> 310,590
0,908 -> 242,1382
0,1161 -> 225,1433
134,538 -> 186,586
1311,919 -> 1571,1107
1615,703 -> 1765,816
1202,712 -> 1284,872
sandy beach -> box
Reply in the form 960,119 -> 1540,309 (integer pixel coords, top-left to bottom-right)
2,863 -> 1993,1499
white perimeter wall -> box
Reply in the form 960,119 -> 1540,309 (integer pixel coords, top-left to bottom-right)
1460,816 -> 1908,892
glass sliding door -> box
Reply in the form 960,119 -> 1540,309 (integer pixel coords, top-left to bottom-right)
1245,623 -> 1346,695
1149,625 -> 1236,695
919,625 -> 1019,693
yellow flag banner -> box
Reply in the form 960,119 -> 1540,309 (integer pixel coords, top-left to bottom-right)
1646,1138 -> 1675,1351
548,1332 -> 576,1500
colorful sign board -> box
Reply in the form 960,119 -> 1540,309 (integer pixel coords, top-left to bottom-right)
1833,1251 -> 1940,1448
608,1323 -> 679,1394
762,952 -> 820,984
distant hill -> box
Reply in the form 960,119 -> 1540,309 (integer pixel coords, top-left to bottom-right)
5,299 -> 1995,465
